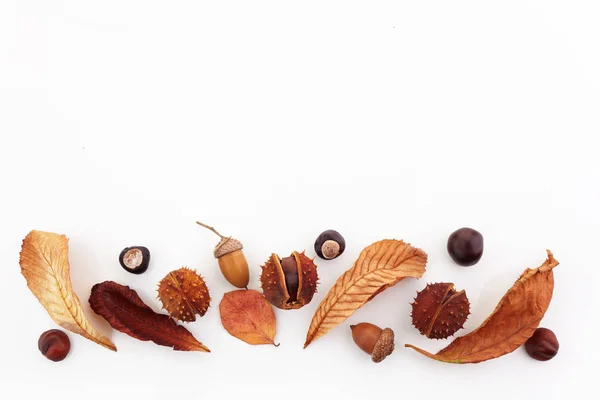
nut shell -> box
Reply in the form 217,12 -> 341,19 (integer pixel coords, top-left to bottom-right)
38,329 -> 71,362
260,251 -> 318,310
524,327 -> 559,361
371,328 -> 395,363
411,282 -> 470,339
214,237 -> 243,258
157,267 -> 211,322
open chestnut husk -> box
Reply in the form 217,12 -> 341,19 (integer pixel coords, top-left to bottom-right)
260,251 -> 318,310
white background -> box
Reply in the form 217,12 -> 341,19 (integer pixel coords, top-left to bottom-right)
1,1 -> 598,399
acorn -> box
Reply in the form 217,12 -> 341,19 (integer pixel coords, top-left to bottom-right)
350,323 -> 395,363
260,251 -> 318,310
196,221 -> 249,289
157,267 -> 210,322
410,282 -> 470,339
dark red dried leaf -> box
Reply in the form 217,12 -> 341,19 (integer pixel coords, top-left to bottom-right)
89,281 -> 209,352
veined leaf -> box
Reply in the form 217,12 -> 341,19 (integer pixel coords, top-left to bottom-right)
304,239 -> 427,348
405,250 -> 558,364
19,230 -> 116,351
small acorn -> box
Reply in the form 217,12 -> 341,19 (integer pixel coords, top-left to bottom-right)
119,246 -> 150,274
157,267 -> 210,322
411,282 -> 470,339
350,323 -> 395,363
196,221 -> 249,289
260,251 -> 318,310
314,230 -> 346,260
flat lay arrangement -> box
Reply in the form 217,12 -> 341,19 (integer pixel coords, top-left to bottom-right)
20,224 -> 560,365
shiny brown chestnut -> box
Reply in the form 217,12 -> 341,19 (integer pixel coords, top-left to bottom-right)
38,329 -> 70,362
314,230 -> 346,260
119,246 -> 150,274
525,327 -> 559,361
447,227 -> 483,266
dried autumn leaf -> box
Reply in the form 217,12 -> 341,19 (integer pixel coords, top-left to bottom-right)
19,230 -> 116,351
304,239 -> 427,348
89,281 -> 210,352
220,290 -> 278,346
405,250 -> 558,364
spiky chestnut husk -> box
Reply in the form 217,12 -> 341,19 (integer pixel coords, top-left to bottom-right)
410,282 -> 470,339
157,267 -> 210,322
260,251 -> 318,310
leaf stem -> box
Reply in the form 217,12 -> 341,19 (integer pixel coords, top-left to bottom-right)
196,221 -> 226,239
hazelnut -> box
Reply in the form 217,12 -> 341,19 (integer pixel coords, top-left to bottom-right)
260,251 -> 318,310
525,327 -> 559,361
410,282 -> 470,339
38,329 -> 70,362
314,230 -> 346,260
350,323 -> 395,363
197,221 -> 249,289
447,227 -> 484,266
119,246 -> 150,274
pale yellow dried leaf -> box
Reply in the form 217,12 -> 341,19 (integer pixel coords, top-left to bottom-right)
19,230 -> 116,351
304,239 -> 427,348
405,250 -> 558,364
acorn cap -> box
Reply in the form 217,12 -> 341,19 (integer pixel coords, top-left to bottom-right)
371,328 -> 395,363
214,237 -> 243,258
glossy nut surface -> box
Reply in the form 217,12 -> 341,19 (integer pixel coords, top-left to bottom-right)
119,246 -> 150,274
525,328 -> 559,361
314,230 -> 346,260
218,250 -> 249,288
447,227 -> 483,266
38,329 -> 70,362
260,251 -> 318,310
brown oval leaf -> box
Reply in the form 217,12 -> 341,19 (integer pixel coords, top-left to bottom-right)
405,250 -> 558,364
89,281 -> 210,352
220,290 -> 278,346
19,230 -> 117,351
304,239 -> 427,348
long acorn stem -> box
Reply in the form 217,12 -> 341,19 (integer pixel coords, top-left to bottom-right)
196,221 -> 227,239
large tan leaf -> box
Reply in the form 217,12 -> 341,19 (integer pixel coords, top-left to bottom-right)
405,250 -> 558,363
304,239 -> 427,348
19,230 -> 117,351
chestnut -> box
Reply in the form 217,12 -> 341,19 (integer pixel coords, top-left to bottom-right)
260,251 -> 318,310
314,230 -> 346,260
447,227 -> 483,266
525,327 -> 559,361
119,246 -> 150,274
38,329 -> 70,362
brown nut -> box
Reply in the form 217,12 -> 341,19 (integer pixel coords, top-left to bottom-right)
524,327 -> 559,361
260,251 -> 318,310
350,323 -> 395,363
196,221 -> 249,288
38,329 -> 70,362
